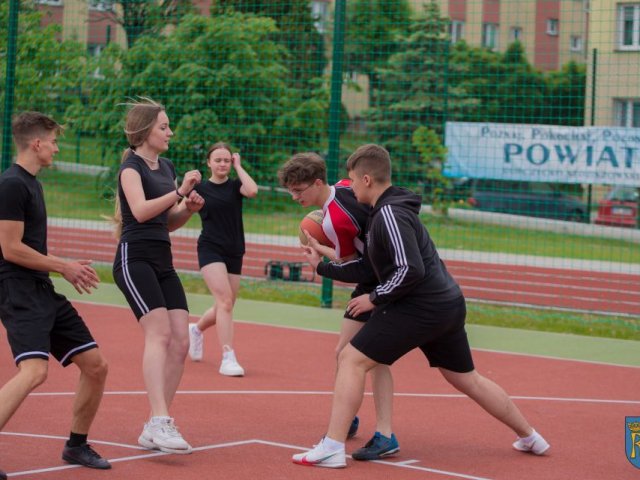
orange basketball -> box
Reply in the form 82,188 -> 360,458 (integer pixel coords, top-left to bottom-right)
299,210 -> 333,247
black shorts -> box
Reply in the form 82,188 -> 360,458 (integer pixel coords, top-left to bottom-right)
113,241 -> 188,320
350,296 -> 474,373
197,244 -> 243,275
0,278 -> 97,367
343,283 -> 373,322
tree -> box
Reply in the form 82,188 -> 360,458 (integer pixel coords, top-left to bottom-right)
545,61 -> 586,126
89,0 -> 195,47
68,12 -> 331,185
0,1 -> 89,117
343,0 -> 412,107
214,0 -> 327,91
364,2 -> 475,190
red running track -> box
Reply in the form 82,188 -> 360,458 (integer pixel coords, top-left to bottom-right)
48,225 -> 640,317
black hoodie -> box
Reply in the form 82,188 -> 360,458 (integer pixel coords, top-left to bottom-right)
317,186 -> 462,307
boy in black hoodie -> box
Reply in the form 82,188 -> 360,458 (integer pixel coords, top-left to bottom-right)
292,144 -> 549,469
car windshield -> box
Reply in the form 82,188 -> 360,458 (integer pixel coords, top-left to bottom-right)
606,186 -> 639,202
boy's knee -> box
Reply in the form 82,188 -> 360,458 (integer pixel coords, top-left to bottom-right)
85,356 -> 109,382
19,360 -> 49,389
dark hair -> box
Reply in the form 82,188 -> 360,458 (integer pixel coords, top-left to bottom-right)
277,152 -> 327,186
346,144 -> 391,183
12,111 -> 63,151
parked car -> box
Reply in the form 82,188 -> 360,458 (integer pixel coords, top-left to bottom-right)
594,185 -> 639,228
448,178 -> 588,222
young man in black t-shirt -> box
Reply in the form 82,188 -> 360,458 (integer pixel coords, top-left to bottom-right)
293,144 -> 549,468
0,112 -> 111,477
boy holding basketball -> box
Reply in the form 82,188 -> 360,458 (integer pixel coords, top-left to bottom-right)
293,144 -> 549,468
278,152 -> 400,461
0,112 -> 110,477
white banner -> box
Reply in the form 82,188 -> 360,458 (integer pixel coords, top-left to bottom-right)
444,122 -> 640,186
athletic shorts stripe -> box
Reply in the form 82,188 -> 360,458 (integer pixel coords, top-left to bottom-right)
60,341 -> 97,365
120,242 -> 149,316
14,350 -> 49,363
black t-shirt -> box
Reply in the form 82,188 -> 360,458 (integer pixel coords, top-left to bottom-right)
118,153 -> 177,244
195,178 -> 245,255
0,164 -> 49,281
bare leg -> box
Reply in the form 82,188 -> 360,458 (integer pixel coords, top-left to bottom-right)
200,263 -> 240,350
371,364 -> 393,437
139,308 -> 173,417
0,359 -> 48,431
439,368 -> 533,437
337,319 -> 394,437
69,349 -> 108,434
164,309 -> 190,408
326,345 -> 378,442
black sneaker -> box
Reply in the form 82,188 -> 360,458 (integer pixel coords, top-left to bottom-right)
347,416 -> 359,439
0,467 -> 6,480
62,443 -> 111,470
351,432 -> 399,461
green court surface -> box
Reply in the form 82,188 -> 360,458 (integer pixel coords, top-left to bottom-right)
53,279 -> 640,368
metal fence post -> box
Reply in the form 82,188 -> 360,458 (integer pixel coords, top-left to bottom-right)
1,0 -> 19,172
321,0 -> 347,308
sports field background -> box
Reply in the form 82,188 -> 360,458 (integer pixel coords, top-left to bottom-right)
0,0 -> 638,336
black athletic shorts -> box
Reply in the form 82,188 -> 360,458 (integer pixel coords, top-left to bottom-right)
0,278 -> 97,367
113,241 -> 188,320
350,296 -> 474,373
197,244 -> 243,275
343,283 -> 373,323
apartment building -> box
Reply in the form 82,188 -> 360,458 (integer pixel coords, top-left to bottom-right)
585,1 -> 640,128
437,0 -> 589,70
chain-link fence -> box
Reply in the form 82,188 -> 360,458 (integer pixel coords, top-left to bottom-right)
1,0 -> 638,333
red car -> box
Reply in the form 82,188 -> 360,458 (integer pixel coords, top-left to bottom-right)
595,186 -> 639,228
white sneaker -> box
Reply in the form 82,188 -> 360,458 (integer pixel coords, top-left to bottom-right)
512,430 -> 550,455
292,438 -> 346,468
139,417 -> 192,454
188,323 -> 203,361
219,348 -> 244,376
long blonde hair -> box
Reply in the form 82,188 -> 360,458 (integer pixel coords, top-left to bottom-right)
111,97 -> 165,239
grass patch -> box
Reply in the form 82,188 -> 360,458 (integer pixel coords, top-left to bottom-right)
91,266 -> 639,341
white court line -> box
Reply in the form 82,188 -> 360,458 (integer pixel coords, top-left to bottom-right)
18,388 -> 640,405
1,432 -> 494,480
253,439 -> 493,480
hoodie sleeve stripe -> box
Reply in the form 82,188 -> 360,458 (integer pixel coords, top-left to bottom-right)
375,205 -> 409,296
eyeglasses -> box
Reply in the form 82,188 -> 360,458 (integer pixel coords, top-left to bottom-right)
287,183 -> 314,197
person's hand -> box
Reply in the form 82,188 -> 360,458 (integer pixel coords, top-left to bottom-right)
301,244 -> 321,269
232,152 -> 241,169
346,294 -> 374,317
178,170 -> 202,197
304,229 -> 322,250
62,260 -> 100,294
185,190 -> 204,213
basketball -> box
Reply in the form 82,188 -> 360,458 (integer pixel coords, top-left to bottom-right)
299,210 -> 333,247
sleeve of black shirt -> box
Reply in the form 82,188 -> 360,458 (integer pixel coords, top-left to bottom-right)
0,177 -> 28,221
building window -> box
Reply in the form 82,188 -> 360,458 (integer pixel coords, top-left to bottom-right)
618,4 -> 640,50
570,35 -> 583,52
89,0 -> 115,11
482,23 -> 499,50
310,1 -> 329,34
450,20 -> 465,43
510,27 -> 522,42
546,19 -> 559,36
614,99 -> 640,127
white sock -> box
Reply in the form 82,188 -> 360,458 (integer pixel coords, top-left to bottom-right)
322,436 -> 345,451
150,416 -> 170,424
519,429 -> 538,443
